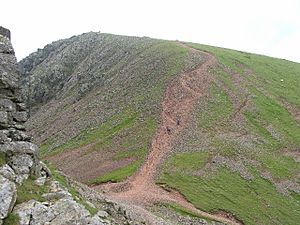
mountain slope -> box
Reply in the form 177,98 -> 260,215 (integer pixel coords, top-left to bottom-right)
20,32 -> 203,183
20,33 -> 300,225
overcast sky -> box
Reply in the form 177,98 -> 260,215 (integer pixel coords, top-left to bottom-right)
1,0 -> 300,63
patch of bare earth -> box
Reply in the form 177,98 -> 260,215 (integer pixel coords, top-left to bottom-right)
94,43 -> 241,225
46,144 -> 134,183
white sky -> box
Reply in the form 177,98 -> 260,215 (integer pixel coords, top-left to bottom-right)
1,0 -> 300,63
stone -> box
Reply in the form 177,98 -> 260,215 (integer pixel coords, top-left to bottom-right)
8,129 -> 31,142
40,161 -> 52,177
14,200 -> 55,225
34,176 -> 46,186
89,215 -> 106,225
13,111 -> 28,122
16,103 -> 26,111
1,141 -> 38,154
0,112 -> 8,124
0,27 -> 11,40
50,198 -> 91,225
0,99 -> 15,112
8,154 -> 33,174
15,174 -> 29,184
0,130 -> 10,143
96,210 -> 109,219
0,175 -> 17,220
0,164 -> 16,182
30,202 -> 55,225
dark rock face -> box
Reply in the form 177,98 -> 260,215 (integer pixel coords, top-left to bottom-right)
0,27 -> 42,223
0,26 -> 10,40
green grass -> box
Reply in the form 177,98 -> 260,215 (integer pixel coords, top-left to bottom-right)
160,42 -> 300,224
163,152 -> 210,173
196,84 -> 234,131
42,109 -> 138,157
160,203 -> 214,222
159,167 -> 300,225
3,213 -> 19,225
261,153 -> 299,180
90,160 -> 141,185
16,176 -> 49,204
47,163 -> 98,215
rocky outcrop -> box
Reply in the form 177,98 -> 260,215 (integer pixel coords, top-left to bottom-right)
0,26 -> 43,225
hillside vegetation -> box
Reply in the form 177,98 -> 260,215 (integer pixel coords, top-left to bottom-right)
20,32 -> 203,183
20,33 -> 300,225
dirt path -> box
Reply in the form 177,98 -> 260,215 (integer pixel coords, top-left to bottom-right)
94,43 -> 241,225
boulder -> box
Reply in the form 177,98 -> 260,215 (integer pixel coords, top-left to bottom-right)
0,99 -> 15,112
8,154 -> 33,174
50,198 -> 91,225
0,175 -> 17,220
1,141 -> 38,154
13,111 -> 28,122
0,164 -> 16,182
14,199 -> 55,225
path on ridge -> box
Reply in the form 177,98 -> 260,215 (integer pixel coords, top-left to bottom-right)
94,43 -> 241,225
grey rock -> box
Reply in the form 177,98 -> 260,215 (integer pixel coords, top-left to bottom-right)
15,174 -> 29,184
0,112 -> 8,124
50,198 -> 91,225
0,27 -> 11,40
34,176 -> 46,186
88,215 -> 105,225
1,141 -> 38,154
14,199 -> 55,225
0,164 -> 16,182
8,154 -> 33,174
16,103 -> 26,111
0,99 -> 15,112
0,130 -> 11,143
40,161 -> 52,177
96,210 -> 109,219
8,129 -> 31,142
0,175 -> 17,219
13,111 -> 28,122
49,180 -> 68,193
30,202 -> 55,225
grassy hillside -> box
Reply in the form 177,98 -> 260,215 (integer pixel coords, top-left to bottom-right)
158,43 -> 300,224
21,33 -> 300,224
20,33 -> 203,183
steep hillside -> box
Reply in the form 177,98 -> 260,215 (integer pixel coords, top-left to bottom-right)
20,32 -> 300,225
20,33 -> 202,184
